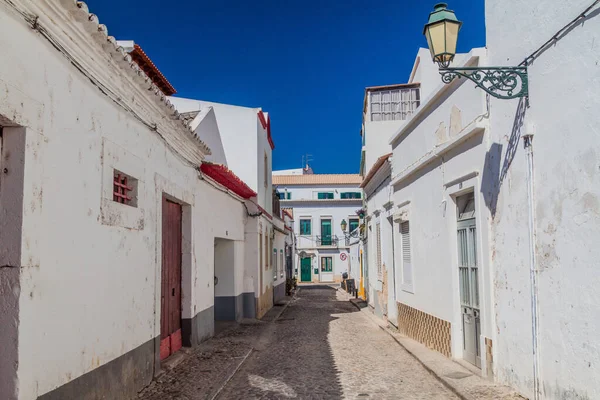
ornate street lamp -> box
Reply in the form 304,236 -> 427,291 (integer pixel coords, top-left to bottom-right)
424,3 -> 528,100
340,219 -> 348,233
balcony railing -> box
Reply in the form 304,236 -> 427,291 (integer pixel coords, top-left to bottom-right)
317,235 -> 340,247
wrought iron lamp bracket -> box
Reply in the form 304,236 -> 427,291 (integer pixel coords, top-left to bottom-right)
439,66 -> 528,101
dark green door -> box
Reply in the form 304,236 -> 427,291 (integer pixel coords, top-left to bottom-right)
321,219 -> 332,245
300,257 -> 312,282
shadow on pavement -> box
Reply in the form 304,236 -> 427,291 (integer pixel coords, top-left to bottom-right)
216,285 -> 359,399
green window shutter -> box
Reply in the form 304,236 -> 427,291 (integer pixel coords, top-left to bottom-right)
286,192 -> 291,200
300,219 -> 311,235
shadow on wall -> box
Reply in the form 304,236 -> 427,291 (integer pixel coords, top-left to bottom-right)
481,97 -> 527,218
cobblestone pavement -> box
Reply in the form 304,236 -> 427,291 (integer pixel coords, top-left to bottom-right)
140,286 -> 458,399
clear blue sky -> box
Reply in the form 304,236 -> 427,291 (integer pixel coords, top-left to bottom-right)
86,1 -> 485,173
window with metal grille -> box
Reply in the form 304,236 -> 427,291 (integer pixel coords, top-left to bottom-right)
376,222 -> 382,276
113,170 -> 137,207
401,221 -> 413,290
370,87 -> 420,121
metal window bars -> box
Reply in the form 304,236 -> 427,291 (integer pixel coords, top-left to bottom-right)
113,173 -> 133,205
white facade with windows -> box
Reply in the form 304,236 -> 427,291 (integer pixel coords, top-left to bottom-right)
272,173 -> 362,284
387,47 -> 494,374
0,2 -> 283,398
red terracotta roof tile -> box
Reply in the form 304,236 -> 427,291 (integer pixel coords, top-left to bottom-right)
130,44 -> 176,96
200,163 -> 257,199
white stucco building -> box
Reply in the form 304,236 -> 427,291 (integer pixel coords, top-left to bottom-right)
386,46 -> 494,374
273,172 -> 363,284
0,1 -> 283,399
168,96 -> 280,319
357,1 -> 600,398
485,1 -> 600,398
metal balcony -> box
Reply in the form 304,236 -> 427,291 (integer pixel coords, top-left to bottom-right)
316,235 -> 339,248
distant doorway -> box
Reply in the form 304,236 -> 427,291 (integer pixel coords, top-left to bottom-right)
214,238 -> 238,322
300,257 -> 312,282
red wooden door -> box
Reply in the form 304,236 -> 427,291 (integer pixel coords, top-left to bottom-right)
160,198 -> 183,361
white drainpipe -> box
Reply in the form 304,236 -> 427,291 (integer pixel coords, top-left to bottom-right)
524,127 -> 541,400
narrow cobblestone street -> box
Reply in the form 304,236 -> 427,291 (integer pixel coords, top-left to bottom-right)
140,286 -> 458,399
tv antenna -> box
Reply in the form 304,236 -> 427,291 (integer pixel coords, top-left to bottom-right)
302,154 -> 313,169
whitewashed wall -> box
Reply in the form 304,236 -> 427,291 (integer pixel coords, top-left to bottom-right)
0,4 -> 248,398
486,1 -> 600,398
363,120 -> 401,174
390,49 -> 495,373
363,166 -> 396,321
169,97 -> 260,194
256,115 -> 273,215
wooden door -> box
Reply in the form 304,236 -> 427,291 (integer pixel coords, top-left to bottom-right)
160,198 -> 183,361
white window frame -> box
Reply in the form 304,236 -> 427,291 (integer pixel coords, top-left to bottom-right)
370,87 -> 420,122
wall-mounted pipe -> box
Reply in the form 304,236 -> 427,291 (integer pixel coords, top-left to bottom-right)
523,128 -> 540,400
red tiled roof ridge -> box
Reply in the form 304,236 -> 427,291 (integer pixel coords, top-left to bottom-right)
273,174 -> 362,185
130,44 -> 176,96
200,162 -> 257,199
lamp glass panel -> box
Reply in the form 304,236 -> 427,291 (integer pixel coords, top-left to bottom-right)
426,21 -> 446,61
445,21 -> 460,58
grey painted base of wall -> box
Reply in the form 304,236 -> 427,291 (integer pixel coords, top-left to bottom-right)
242,292 -> 256,319
37,307 -> 219,400
215,294 -> 243,321
274,282 -> 286,304
182,306 -> 214,347
38,337 -> 156,400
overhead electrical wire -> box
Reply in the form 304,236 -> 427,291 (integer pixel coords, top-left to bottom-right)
520,0 -> 600,66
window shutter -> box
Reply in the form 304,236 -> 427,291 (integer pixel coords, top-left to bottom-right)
376,222 -> 382,275
401,221 -> 412,286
